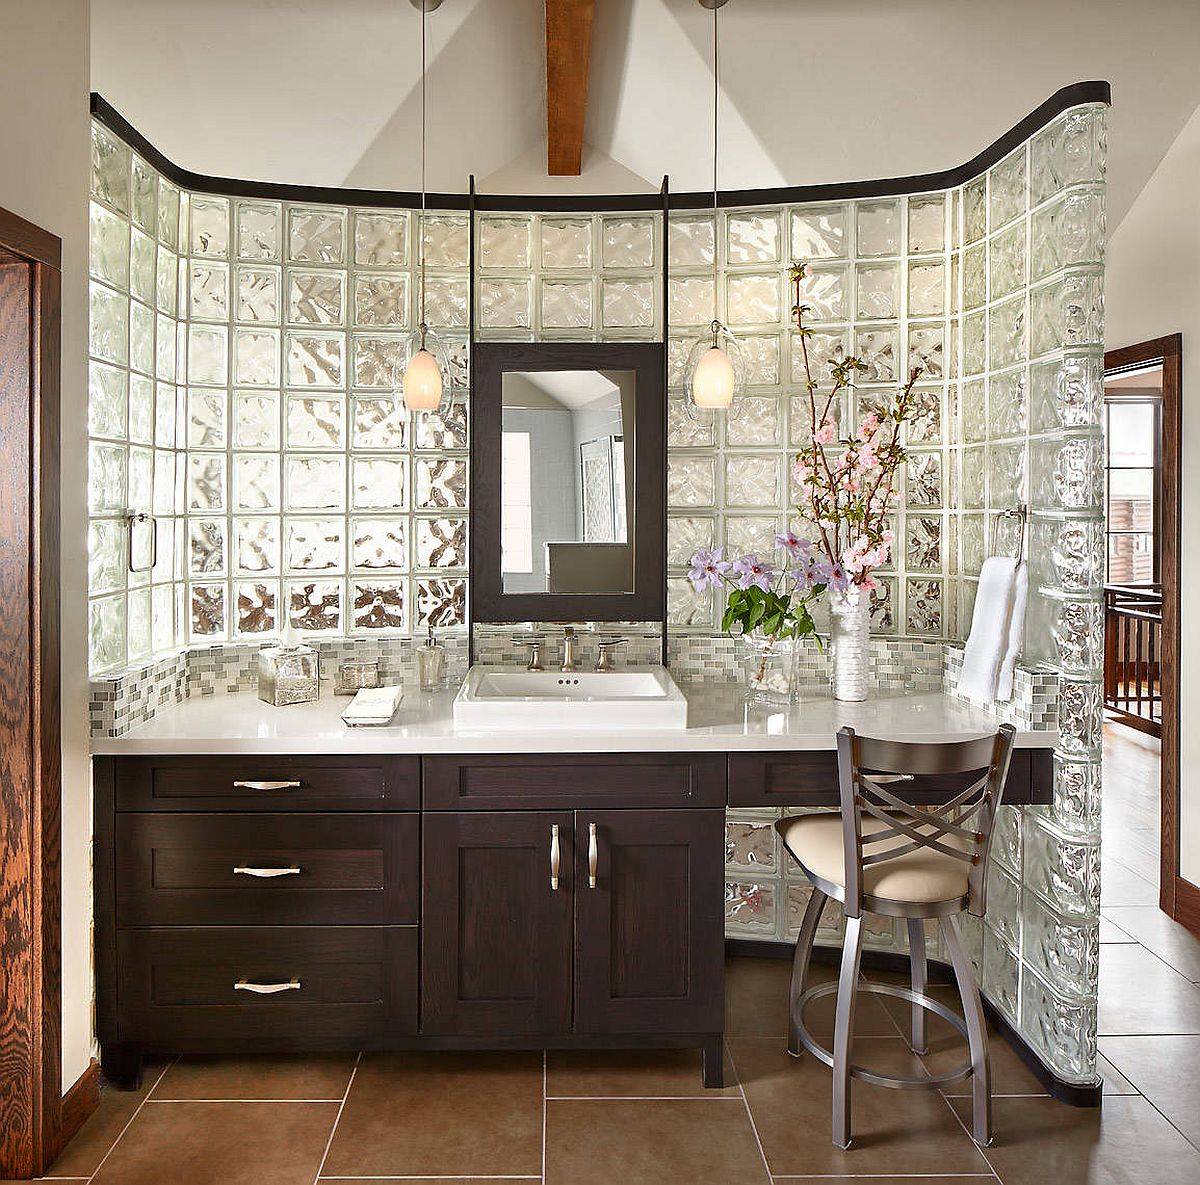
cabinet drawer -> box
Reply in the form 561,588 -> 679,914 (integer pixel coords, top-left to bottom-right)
728,749 -> 1045,806
114,754 -> 419,811
116,926 -> 417,1046
423,753 -> 727,810
115,813 -> 418,925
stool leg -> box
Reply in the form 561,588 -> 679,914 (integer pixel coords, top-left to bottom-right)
832,912 -> 864,1150
789,886 -> 826,1056
942,913 -> 992,1147
906,918 -> 928,1054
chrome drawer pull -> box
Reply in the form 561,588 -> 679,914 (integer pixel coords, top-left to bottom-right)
234,979 -> 301,994
588,822 -> 598,889
233,779 -> 302,791
233,865 -> 301,878
550,823 -> 561,891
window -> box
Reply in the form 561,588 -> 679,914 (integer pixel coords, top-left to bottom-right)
501,431 -> 533,573
1103,365 -> 1162,585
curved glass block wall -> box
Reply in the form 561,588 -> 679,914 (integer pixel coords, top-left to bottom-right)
87,94 -> 1107,1085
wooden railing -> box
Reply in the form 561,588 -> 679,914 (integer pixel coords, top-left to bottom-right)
1104,583 -> 1162,736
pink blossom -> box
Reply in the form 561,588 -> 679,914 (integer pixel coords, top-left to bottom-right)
813,419 -> 837,446
857,413 -> 881,442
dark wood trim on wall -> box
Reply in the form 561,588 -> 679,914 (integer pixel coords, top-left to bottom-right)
0,203 -> 72,1178
91,81 -> 1111,214
1104,335 -> 1183,927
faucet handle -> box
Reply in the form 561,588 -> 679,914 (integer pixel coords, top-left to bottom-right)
512,634 -> 545,671
594,636 -> 629,672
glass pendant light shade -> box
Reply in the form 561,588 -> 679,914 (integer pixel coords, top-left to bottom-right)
397,325 -> 449,415
685,320 -> 746,413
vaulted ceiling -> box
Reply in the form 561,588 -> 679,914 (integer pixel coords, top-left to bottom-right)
91,0 -> 1200,227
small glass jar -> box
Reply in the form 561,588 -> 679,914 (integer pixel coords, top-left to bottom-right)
739,632 -> 800,706
334,658 -> 382,696
257,642 -> 320,706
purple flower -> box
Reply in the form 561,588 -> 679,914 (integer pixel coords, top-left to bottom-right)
817,559 -> 850,594
789,552 -> 824,591
687,546 -> 731,591
774,530 -> 813,560
731,553 -> 776,592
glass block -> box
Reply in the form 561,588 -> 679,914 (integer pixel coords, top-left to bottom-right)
725,817 -> 778,873
740,334 -> 781,386
89,519 -> 126,595
790,204 -> 847,259
667,514 -> 715,567
285,455 -> 345,511
352,580 -> 406,630
856,262 -> 897,320
667,276 -> 714,328
667,576 -> 712,628
441,337 -> 471,389
601,217 -> 655,269
960,514 -> 984,574
235,516 -> 280,574
127,446 -> 153,513
354,212 -> 408,267
90,202 -> 130,289
234,454 -> 280,511
287,269 -> 343,325
236,581 -> 277,635
91,123 -> 130,213
905,451 -> 942,508
478,278 -> 530,329
351,517 -> 407,569
987,296 -> 1025,371
1030,514 -> 1104,596
906,387 -> 942,444
796,263 -> 847,322
156,246 -> 178,315
352,334 -> 406,389
190,197 -> 229,258
1031,107 -> 1106,205
89,594 -> 126,672
354,274 -> 408,327
1024,810 -> 1101,917
351,396 -> 406,450
855,326 -> 897,383
1031,432 -> 1103,512
129,229 -> 156,304
541,217 -> 593,269
962,311 -> 985,376
415,457 -> 466,510
906,515 -> 942,570
963,176 -> 987,243
909,324 -> 944,380
151,449 -> 175,516
232,328 -> 279,387
88,441 -> 127,510
540,279 -> 593,330
784,882 -> 846,942
725,396 -> 782,447
989,368 -> 1027,438
856,200 -> 899,256
188,518 -> 225,575
286,518 -> 343,571
1039,595 -> 1103,675
286,395 -> 344,449
908,261 -> 944,317
1031,272 -> 1104,356
726,273 -> 780,326
990,148 -> 1027,229
190,583 -> 226,638
982,926 -> 1019,1025
667,337 -> 692,389
288,579 -> 342,632
234,391 -> 279,449
791,328 -> 847,385
727,211 -> 780,264
905,577 -> 942,635
667,397 -> 714,448
1057,678 -> 1104,758
1048,756 -> 1102,840
724,515 -> 781,560
288,207 -> 345,264
237,202 -> 281,261
187,454 -> 225,511
1023,894 -> 1099,1009
987,441 -> 1024,509
962,242 -> 986,310
1021,967 -> 1097,1083
188,261 -> 227,320
479,216 -> 531,268
667,216 -> 714,269
157,178 -> 180,249
415,576 -> 466,627
869,576 -> 896,632
961,445 -> 985,509
724,878 -> 777,935
1031,190 -> 1105,282
352,457 -> 407,510
187,388 -> 225,448
89,282 -> 128,365
415,397 -> 468,450
235,266 -> 279,323
89,362 -> 128,440
152,584 -> 174,653
667,456 -> 715,507
186,324 -> 226,384
424,276 -> 470,329
286,331 -> 344,387
415,516 -> 467,569
128,300 -> 154,376
1030,354 -> 1102,433
601,278 -> 654,329
420,215 -> 469,267
907,195 -> 945,254
984,863 -> 1022,950
724,454 -> 781,508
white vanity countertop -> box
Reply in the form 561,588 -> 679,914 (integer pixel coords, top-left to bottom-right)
92,682 -> 1056,755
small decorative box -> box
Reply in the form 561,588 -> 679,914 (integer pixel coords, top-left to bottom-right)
334,658 -> 382,696
257,642 -> 320,706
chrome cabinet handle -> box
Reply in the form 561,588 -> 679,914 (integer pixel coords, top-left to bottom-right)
588,822 -> 598,889
233,780 -> 302,791
234,979 -> 301,994
550,823 -> 561,891
233,865 -> 301,878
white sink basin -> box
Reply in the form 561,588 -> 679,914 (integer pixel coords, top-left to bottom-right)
453,665 -> 688,731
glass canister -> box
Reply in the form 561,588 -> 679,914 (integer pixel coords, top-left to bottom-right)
334,658 -> 382,696
257,634 -> 320,706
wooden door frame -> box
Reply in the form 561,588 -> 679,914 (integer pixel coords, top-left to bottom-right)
1103,335 -> 1183,923
0,203 -> 93,1178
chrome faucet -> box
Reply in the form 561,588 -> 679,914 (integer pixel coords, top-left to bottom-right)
594,637 -> 628,672
561,626 -> 580,672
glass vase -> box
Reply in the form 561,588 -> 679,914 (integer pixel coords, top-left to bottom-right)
739,632 -> 800,705
829,585 -> 871,701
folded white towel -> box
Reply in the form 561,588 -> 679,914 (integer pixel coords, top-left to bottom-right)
995,560 -> 1028,702
958,557 -> 1020,703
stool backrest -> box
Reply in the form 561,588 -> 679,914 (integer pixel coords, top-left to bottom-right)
835,724 -> 1017,917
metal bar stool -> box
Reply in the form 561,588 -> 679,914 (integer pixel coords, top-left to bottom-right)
776,723 -> 1016,1150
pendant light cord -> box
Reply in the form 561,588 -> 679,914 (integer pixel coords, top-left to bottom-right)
711,0 -> 720,344
419,0 -> 428,343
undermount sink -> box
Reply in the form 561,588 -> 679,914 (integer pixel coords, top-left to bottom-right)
453,665 -> 688,731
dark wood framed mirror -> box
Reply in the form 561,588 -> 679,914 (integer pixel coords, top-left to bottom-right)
470,340 -> 666,624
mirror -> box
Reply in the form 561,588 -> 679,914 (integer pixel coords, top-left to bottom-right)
471,341 -> 665,624
500,369 -> 633,595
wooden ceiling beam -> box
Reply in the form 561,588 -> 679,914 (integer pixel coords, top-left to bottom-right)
545,0 -> 595,176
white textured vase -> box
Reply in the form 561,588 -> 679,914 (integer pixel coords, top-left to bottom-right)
829,586 -> 871,701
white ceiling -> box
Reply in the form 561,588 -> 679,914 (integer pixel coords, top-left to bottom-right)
91,0 -> 1200,227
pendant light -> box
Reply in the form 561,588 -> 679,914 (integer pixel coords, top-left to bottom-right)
685,0 -> 745,418
398,0 -> 449,416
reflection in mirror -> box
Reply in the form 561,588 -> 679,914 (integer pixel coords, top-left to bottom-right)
500,370 -> 634,594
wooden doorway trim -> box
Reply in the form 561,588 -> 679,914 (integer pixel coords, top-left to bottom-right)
1103,335 -> 1183,923
0,203 -> 88,1179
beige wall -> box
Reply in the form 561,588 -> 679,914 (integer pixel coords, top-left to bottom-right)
1106,102 -> 1200,882
0,0 -> 94,1089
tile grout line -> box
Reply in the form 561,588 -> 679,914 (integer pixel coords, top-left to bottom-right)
725,1038 -> 774,1184
312,1048 -> 362,1185
1091,1042 -> 1200,1159
84,1059 -> 175,1184
938,1091 -> 1003,1183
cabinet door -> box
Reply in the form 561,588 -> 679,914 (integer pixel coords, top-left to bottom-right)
421,811 -> 573,1036
574,809 -> 725,1035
